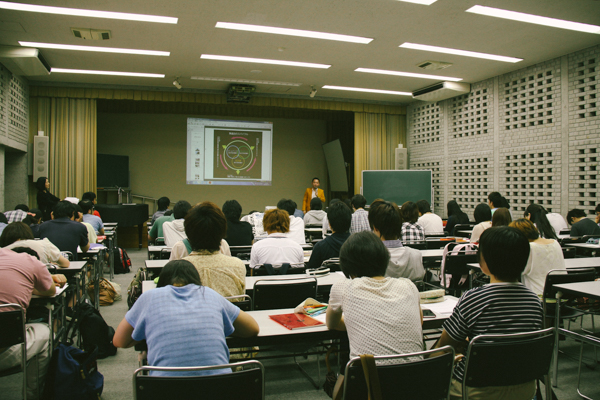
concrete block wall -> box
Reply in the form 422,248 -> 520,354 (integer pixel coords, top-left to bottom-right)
408,44 -> 599,219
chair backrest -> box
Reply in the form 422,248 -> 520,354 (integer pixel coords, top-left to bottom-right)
61,251 -> 74,261
0,303 -> 26,349
443,243 -> 479,277
159,248 -> 171,260
154,237 -> 165,246
253,277 -> 317,310
321,258 -> 341,272
402,240 -> 427,250
342,346 -> 455,400
133,360 -> 264,400
561,246 -> 576,259
559,229 -> 571,236
462,328 -> 554,394
453,224 -> 475,237
542,268 -> 596,301
229,245 -> 253,259
426,237 -> 456,249
225,294 -> 253,311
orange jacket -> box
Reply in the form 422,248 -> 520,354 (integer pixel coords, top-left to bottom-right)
302,188 -> 326,213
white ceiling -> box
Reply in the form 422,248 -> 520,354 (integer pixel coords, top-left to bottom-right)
1,0 -> 600,104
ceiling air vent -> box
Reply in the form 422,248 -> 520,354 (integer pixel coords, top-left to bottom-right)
71,28 -> 111,40
0,45 -> 50,76
412,82 -> 470,102
416,60 -> 452,71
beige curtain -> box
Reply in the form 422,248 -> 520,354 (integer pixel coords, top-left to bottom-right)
354,113 -> 407,193
31,97 -> 97,200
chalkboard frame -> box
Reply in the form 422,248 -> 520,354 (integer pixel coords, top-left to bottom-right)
362,170 -> 433,209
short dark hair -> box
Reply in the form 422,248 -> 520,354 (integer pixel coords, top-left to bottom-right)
479,226 -> 530,281
416,200 -> 431,215
327,202 -> 352,233
312,177 -> 320,183
595,204 -> 600,214
339,231 -> 390,279
263,209 -> 290,233
0,222 -> 34,247
81,192 -> 96,202
309,197 -> 322,211
370,202 -> 401,240
173,200 -> 192,219
277,199 -> 296,216
567,209 -> 587,225
351,194 -> 367,210
0,213 -> 7,224
509,218 -> 540,241
488,192 -> 503,208
474,203 -> 492,224
78,200 -> 94,214
400,201 -> 419,224
157,260 -> 202,288
14,204 -> 29,212
222,200 -> 242,220
492,208 -> 512,227
35,176 -> 47,192
10,247 -> 40,260
52,201 -> 75,219
343,198 -> 352,210
157,197 -> 170,211
184,202 -> 226,252
367,199 -> 386,229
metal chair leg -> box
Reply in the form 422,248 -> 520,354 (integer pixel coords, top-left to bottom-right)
576,340 -> 593,400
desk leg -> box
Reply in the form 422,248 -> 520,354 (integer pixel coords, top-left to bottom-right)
46,303 -> 54,351
138,224 -> 143,249
553,291 -> 562,387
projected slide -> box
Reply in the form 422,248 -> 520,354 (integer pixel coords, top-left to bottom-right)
187,118 -> 273,186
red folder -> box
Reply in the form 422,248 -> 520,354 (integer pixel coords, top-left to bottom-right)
269,313 -> 324,330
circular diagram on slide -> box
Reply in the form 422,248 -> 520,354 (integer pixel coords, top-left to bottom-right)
222,140 -> 255,174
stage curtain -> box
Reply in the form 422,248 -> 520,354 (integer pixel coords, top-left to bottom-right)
354,113 -> 407,193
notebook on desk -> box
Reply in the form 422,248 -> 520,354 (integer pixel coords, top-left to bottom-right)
269,313 -> 324,330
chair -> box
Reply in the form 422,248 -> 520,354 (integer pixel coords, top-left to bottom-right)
305,224 -> 323,243
441,244 -> 479,295
452,224 -> 475,238
61,251 -> 74,261
132,360 -> 264,400
251,263 -> 306,276
225,294 -> 253,311
426,237 -> 456,249
229,245 -> 253,261
253,277 -> 317,310
159,248 -> 171,260
154,237 -> 165,246
462,328 -> 555,400
561,246 -> 576,259
342,346 -> 455,400
320,257 -> 341,272
0,304 -> 28,400
402,240 -> 427,250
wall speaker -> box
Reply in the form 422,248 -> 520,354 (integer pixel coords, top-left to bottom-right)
33,136 -> 49,182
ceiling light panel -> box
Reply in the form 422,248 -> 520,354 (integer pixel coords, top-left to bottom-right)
215,22 -> 373,44
191,76 -> 301,86
200,54 -> 331,69
399,42 -> 522,63
51,68 -> 164,78
397,0 -> 438,5
0,1 -> 177,24
322,85 -> 412,96
19,42 -> 169,56
355,68 -> 462,81
466,5 -> 600,34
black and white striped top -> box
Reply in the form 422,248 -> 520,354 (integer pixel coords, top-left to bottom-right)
443,283 -> 543,382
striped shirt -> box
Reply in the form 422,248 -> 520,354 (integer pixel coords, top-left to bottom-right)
443,283 -> 543,382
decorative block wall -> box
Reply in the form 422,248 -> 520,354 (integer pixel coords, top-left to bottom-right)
0,63 -> 29,151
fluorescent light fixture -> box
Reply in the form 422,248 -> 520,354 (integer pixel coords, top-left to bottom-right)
397,0 -> 438,5
191,76 -> 301,86
19,42 -> 169,56
0,1 -> 177,24
467,5 -> 600,34
215,22 -> 372,44
322,85 -> 412,96
399,42 -> 522,63
355,67 -> 462,81
200,54 -> 331,69
51,68 -> 164,78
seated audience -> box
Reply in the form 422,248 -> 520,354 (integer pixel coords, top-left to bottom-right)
306,202 -> 351,269
0,222 -> 69,267
113,259 -> 259,376
277,198 -> 306,244
487,191 -> 503,215
492,207 -> 512,227
151,196 -> 170,225
416,199 -> 444,235
349,194 -> 370,234
372,202 -> 424,281
4,204 -> 29,223
567,208 -> 600,236
0,213 -> 7,235
327,231 -> 423,363
79,200 -> 104,235
148,212 -> 174,243
74,204 -> 97,245
250,208 -> 303,270
81,192 -> 101,218
524,204 -> 557,240
163,200 -> 192,247
321,198 -> 342,236
546,211 -> 569,235
36,177 -> 60,222
445,200 -> 469,236
37,201 -> 89,260
303,197 -> 327,226
469,203 -> 492,243
432,226 -> 543,400
0,247 -> 67,399
222,199 -> 253,246
182,202 -> 245,298
400,201 -> 425,242
510,219 -> 565,296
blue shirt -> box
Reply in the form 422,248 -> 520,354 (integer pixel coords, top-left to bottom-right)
126,285 -> 240,376
83,213 -> 104,234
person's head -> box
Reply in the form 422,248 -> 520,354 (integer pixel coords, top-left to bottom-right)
184,202 -> 227,252
339,231 -> 390,279
262,208 -> 290,234
81,192 -> 97,204
567,209 -> 587,225
368,199 -> 387,229
509,218 -> 540,242
35,176 -> 49,192
312,177 -> 320,189
474,203 -> 492,223
29,208 -> 42,223
478,226 -> 530,281
416,200 -> 431,216
173,200 -> 192,219
222,199 -> 243,221
400,201 -> 419,224
0,222 -> 34,247
52,201 -> 75,219
327,202 -> 352,234
309,197 -> 323,211
157,197 -> 170,211
0,213 -> 7,224
370,201 -> 401,240
276,199 -> 296,216
10,247 -> 40,260
343,198 -> 352,210
524,203 -> 556,239
491,207 -> 512,227
351,194 -> 367,210
447,200 -> 464,217
488,192 -> 503,209
499,196 -> 510,209
157,260 -> 202,288
14,204 -> 29,212
78,200 -> 94,215
73,205 -> 83,222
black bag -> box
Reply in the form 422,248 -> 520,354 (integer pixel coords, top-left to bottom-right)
113,247 -> 132,274
69,303 -> 117,359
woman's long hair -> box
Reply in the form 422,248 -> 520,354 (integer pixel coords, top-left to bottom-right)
525,204 -> 557,240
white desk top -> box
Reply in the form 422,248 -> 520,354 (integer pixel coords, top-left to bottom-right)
49,261 -> 87,271
77,245 -> 106,253
565,243 -> 600,249
32,283 -> 69,299
468,257 -> 600,271
148,245 -> 171,252
555,281 -> 600,300
420,249 -> 444,259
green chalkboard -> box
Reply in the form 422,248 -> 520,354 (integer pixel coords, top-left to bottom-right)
362,170 -> 432,206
